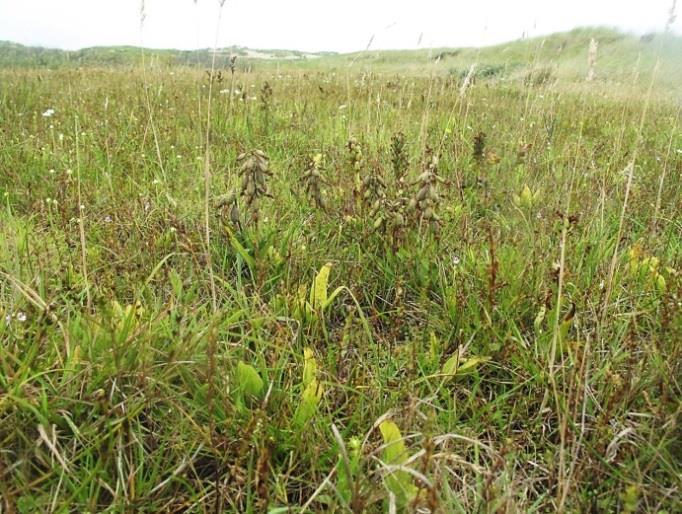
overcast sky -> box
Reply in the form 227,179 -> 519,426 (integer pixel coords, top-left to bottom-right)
0,0 -> 679,52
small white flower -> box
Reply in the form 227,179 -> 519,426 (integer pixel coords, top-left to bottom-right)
66,169 -> 73,176
152,178 -> 161,185
48,168 -> 55,174
42,108 -> 55,117
79,204 -> 85,210
452,255 -> 461,266
16,311 -> 27,322
104,215 -> 112,223
58,133 -> 64,142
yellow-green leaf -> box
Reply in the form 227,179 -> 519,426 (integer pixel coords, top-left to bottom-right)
379,420 -> 417,503
534,305 -> 546,333
322,286 -> 344,310
294,379 -> 323,426
379,421 -> 408,465
310,262 -> 332,310
303,347 -> 317,386
237,361 -> 264,400
457,356 -> 491,373
442,355 -> 490,379
442,354 -> 460,377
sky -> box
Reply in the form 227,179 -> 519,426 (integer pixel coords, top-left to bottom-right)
0,0 -> 680,53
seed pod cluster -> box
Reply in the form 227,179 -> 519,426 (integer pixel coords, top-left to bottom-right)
301,153 -> 327,209
260,81 -> 273,110
361,161 -> 387,207
371,195 -> 409,241
238,149 -> 273,221
473,131 -> 486,164
215,191 -> 242,230
410,147 -> 444,229
517,141 -> 532,162
347,137 -> 364,199
390,131 -> 408,182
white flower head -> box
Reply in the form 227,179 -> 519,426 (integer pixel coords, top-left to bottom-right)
42,108 -> 55,118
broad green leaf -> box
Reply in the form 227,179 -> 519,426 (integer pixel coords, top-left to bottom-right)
379,420 -> 417,504
237,361 -> 264,400
303,347 -> 317,386
379,421 -> 408,465
294,379 -> 323,426
457,356 -> 491,373
337,435 -> 361,504
534,305 -> 546,333
442,355 -> 490,379
442,354 -> 460,377
322,286 -> 344,310
229,233 -> 255,270
429,332 -> 441,366
655,273 -> 666,292
310,262 -> 332,310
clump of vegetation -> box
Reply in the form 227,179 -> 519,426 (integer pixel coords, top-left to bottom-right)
524,66 -> 554,86
0,27 -> 680,513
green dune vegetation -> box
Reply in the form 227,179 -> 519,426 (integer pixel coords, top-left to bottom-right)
0,27 -> 680,512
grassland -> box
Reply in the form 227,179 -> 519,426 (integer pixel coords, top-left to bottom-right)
0,28 -> 681,513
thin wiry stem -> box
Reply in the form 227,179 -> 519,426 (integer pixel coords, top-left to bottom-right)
202,2 -> 227,313
75,116 -> 91,313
